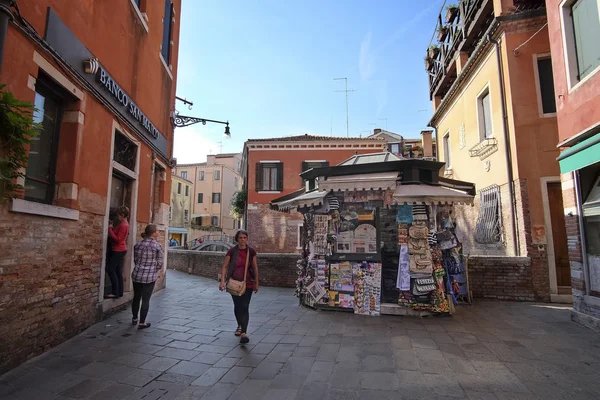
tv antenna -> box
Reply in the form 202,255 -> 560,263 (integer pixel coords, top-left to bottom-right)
334,78 -> 356,137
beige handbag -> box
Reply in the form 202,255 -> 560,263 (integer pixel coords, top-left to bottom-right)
226,250 -> 250,296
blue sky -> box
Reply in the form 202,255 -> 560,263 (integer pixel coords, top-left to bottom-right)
173,0 -> 445,163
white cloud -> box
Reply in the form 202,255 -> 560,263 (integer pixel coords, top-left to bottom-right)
359,32 -> 375,81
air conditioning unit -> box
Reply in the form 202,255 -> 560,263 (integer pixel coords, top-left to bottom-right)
168,157 -> 177,168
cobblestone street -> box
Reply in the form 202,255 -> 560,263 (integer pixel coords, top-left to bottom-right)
2,270 -> 599,400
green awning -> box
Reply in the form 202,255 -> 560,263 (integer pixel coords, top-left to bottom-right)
558,133 -> 600,173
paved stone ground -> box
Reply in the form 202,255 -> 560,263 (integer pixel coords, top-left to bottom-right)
2,270 -> 600,400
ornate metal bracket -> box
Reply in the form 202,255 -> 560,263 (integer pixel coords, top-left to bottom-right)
170,112 -> 231,136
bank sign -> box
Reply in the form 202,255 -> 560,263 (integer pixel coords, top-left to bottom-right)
96,66 -> 161,140
44,8 -> 169,159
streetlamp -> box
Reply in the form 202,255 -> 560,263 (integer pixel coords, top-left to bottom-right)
171,97 -> 231,138
171,112 -> 231,138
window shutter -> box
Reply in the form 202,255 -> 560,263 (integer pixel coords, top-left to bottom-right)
572,0 -> 600,80
482,93 -> 492,138
276,162 -> 284,191
255,163 -> 263,191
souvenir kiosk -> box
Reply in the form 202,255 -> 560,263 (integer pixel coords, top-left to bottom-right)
271,153 -> 475,316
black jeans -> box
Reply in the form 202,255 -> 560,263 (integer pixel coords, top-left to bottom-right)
231,290 -> 253,334
107,251 -> 126,296
132,281 -> 156,323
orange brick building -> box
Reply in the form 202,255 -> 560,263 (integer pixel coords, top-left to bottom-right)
547,0 -> 600,330
241,135 -> 386,253
0,0 -> 181,373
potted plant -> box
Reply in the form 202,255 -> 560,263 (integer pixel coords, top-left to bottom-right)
445,4 -> 459,23
438,25 -> 449,42
428,45 -> 440,59
424,55 -> 433,71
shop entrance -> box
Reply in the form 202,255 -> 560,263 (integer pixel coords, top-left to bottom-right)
548,182 -> 571,291
104,172 -> 134,297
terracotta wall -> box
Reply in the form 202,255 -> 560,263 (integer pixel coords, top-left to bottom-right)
546,0 -> 600,143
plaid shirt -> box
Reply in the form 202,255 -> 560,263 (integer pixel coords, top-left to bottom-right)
132,238 -> 164,283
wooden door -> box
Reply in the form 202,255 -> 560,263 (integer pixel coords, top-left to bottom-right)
548,183 -> 571,288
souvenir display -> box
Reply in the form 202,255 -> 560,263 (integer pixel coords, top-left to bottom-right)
293,184 -> 471,316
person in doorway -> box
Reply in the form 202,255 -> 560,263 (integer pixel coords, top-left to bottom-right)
105,206 -> 130,299
132,224 -> 164,329
219,229 -> 259,344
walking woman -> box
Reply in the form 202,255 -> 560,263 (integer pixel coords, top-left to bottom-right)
219,229 -> 259,344
106,206 -> 130,299
132,224 -> 164,329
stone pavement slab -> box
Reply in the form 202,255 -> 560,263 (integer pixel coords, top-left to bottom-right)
1,270 -> 600,399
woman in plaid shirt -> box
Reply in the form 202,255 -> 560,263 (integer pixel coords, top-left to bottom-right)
132,224 -> 164,329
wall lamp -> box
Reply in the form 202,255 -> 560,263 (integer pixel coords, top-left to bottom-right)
171,112 -> 231,138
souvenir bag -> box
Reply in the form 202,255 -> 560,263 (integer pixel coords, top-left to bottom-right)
437,229 -> 458,250
409,254 -> 434,274
411,277 -> 435,302
226,250 -> 250,296
408,223 -> 428,240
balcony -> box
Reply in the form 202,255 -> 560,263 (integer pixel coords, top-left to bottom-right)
426,0 -> 494,101
425,0 -> 546,103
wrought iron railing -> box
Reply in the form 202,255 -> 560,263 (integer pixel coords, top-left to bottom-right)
426,0 -> 487,98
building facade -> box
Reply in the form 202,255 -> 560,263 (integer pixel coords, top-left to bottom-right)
368,128 -> 438,159
173,153 -> 242,240
547,0 -> 600,329
241,135 -> 386,253
0,0 -> 181,373
426,0 -> 566,302
168,175 -> 192,245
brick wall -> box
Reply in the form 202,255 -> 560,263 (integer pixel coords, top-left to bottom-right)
246,204 -> 302,253
0,207 -> 104,374
167,249 -> 299,287
468,256 -> 535,301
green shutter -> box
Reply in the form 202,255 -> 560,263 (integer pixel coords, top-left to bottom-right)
277,162 -> 284,191
572,0 -> 600,80
255,163 -> 263,191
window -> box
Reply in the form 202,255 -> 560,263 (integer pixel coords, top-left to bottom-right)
535,56 -> 557,114
234,177 -> 238,187
198,171 -> 204,181
185,185 -> 189,196
177,182 -> 181,194
389,144 -> 400,154
133,0 -> 141,8
113,131 -> 137,172
169,206 -> 172,220
301,161 -> 329,172
212,193 -> 221,203
161,0 -> 173,63
256,162 -> 283,191
475,185 -> 503,244
214,170 -> 220,180
181,171 -> 187,179
477,89 -> 493,139
572,0 -> 600,81
25,76 -> 64,204
443,132 -> 451,170
184,210 -> 189,223
197,193 -> 203,203
211,216 -> 218,226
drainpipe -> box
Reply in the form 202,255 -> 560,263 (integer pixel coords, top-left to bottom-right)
488,33 -> 520,256
0,0 -> 14,74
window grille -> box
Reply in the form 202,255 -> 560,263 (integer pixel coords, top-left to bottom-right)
475,184 -> 503,244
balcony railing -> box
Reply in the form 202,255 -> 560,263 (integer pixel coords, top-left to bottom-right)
425,0 -> 545,101
425,0 -> 494,99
